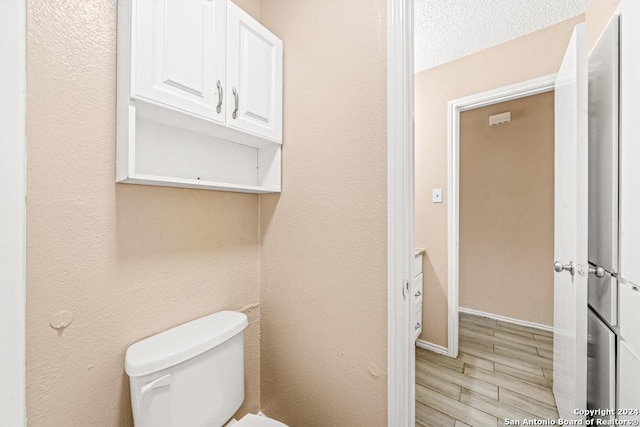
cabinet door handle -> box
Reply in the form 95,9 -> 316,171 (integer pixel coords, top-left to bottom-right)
216,80 -> 223,114
415,322 -> 421,330
415,290 -> 422,297
232,87 -> 239,119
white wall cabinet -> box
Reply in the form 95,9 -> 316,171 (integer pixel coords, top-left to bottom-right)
117,0 -> 283,193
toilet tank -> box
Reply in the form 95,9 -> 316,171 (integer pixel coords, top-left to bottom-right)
125,311 -> 248,427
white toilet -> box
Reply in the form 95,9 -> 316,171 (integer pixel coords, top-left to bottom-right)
125,311 -> 287,427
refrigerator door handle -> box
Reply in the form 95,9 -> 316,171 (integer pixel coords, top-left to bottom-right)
554,261 -> 575,276
589,265 -> 606,278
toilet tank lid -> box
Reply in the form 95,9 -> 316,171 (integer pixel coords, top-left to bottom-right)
125,311 -> 248,377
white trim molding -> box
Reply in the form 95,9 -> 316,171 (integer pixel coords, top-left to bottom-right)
0,0 -> 27,425
416,340 -> 448,356
387,0 -> 415,425
458,307 -> 554,333
447,73 -> 557,359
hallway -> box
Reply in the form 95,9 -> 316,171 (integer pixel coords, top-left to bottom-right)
415,313 -> 559,426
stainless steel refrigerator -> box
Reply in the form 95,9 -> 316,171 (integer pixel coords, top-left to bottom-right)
586,15 -> 619,420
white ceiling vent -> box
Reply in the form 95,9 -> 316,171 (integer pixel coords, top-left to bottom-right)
489,111 -> 511,126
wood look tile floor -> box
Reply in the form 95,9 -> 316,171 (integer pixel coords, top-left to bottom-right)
415,313 -> 559,427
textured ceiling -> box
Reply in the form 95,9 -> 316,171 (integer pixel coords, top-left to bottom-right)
415,0 -> 588,73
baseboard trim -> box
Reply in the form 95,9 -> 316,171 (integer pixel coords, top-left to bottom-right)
415,339 -> 448,356
458,307 -> 553,333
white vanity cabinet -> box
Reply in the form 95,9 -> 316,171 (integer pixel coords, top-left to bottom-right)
117,0 -> 283,193
413,250 -> 425,341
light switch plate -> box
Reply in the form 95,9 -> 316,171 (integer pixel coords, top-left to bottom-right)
432,188 -> 443,203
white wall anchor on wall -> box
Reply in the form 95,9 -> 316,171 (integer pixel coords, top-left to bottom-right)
50,311 -> 74,330
489,111 -> 511,126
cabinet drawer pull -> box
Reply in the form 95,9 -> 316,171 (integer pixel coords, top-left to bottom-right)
415,290 -> 422,297
415,322 -> 421,330
216,80 -> 223,114
232,87 -> 239,119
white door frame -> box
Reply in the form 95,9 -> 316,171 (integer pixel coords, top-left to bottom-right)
387,0 -> 415,425
0,0 -> 27,425
446,74 -> 557,358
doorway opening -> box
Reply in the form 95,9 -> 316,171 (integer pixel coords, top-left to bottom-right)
447,74 -> 556,357
415,75 -> 561,425
446,75 -> 557,358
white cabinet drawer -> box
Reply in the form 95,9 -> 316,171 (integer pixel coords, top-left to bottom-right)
414,304 -> 422,341
413,273 -> 423,302
413,252 -> 424,341
619,281 -> 640,355
619,340 -> 640,421
414,254 -> 423,277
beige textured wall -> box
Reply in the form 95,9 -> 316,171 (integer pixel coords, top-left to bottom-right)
258,1 -> 388,426
26,1 -> 262,425
459,92 -> 554,325
234,0 -> 261,20
586,0 -> 621,50
415,15 -> 584,347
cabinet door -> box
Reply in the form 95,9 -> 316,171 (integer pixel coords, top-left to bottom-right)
414,254 -> 423,277
414,304 -> 422,341
226,3 -> 283,142
134,0 -> 226,123
413,273 -> 423,302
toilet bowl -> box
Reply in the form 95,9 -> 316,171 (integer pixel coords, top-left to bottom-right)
125,311 -> 288,427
